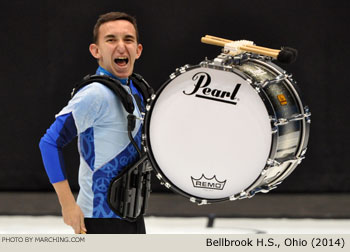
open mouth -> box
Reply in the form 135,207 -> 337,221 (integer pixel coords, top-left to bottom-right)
114,57 -> 129,66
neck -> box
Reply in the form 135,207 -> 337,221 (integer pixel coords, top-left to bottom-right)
96,66 -> 128,85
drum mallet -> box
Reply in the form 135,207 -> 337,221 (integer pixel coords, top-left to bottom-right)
201,35 -> 297,64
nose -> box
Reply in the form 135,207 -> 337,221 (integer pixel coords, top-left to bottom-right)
116,40 -> 126,53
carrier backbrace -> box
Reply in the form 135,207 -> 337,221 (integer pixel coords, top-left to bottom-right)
72,73 -> 154,221
108,155 -> 153,221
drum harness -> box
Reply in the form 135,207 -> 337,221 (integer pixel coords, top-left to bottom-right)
71,73 -> 154,222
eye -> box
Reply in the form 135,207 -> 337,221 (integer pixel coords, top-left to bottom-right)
124,36 -> 135,43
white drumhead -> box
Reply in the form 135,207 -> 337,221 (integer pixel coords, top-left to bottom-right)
148,67 -> 272,199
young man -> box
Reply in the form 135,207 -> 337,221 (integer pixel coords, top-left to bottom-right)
39,12 -> 148,234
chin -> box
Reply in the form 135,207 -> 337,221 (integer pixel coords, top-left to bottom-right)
114,69 -> 132,79
114,72 -> 130,79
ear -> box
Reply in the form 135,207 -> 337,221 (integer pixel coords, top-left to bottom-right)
89,43 -> 100,59
135,43 -> 143,59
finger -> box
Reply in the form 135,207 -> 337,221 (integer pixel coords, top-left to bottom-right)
73,223 -> 81,234
71,219 -> 82,234
74,227 -> 80,234
80,215 -> 87,233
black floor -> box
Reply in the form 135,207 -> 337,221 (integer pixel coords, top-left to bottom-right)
0,192 -> 349,218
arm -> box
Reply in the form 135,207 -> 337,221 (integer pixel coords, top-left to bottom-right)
39,113 -> 86,233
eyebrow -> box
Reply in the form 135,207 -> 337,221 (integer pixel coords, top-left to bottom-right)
104,34 -> 116,40
124,34 -> 136,40
103,34 -> 136,40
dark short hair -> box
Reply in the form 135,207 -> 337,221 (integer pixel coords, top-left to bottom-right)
93,12 -> 139,43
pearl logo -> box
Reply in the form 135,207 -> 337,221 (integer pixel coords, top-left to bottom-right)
183,72 -> 241,105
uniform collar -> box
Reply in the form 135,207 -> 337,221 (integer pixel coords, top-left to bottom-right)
96,66 -> 128,85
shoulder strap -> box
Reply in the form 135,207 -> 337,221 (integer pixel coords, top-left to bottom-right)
71,74 -> 135,114
129,73 -> 154,102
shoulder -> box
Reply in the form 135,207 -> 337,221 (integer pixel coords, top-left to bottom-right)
77,81 -> 112,95
73,82 -> 116,103
61,82 -> 112,117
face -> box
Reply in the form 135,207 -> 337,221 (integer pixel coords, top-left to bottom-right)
89,20 -> 143,78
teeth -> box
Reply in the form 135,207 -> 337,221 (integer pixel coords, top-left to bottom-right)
114,57 -> 129,65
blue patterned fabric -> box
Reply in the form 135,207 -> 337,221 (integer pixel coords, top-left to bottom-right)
80,127 -> 95,170
92,128 -> 142,218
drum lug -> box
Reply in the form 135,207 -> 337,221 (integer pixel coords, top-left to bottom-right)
274,110 -> 312,126
229,195 -> 238,201
146,95 -> 155,104
301,147 -> 307,157
150,94 -> 156,101
169,72 -> 176,79
156,173 -> 171,189
238,190 -> 260,199
250,185 -> 277,196
170,65 -> 191,79
179,65 -> 189,73
266,159 -> 281,171
276,73 -> 292,82
156,173 -> 162,180
159,181 -> 171,189
304,106 -> 312,123
254,85 -> 261,93
245,78 -> 253,85
269,116 -> 278,134
146,94 -> 155,107
294,154 -> 306,165
254,73 -> 292,89
205,53 -> 236,70
183,64 -> 190,70
190,197 -> 197,203
275,118 -> 289,126
258,186 -> 273,194
177,67 -> 185,74
212,53 -> 232,66
238,191 -> 249,200
189,197 -> 208,205
189,197 -> 205,205
250,81 -> 261,92
198,199 -> 208,205
262,184 -> 278,193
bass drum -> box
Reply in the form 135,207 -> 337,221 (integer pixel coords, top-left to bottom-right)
144,53 -> 311,204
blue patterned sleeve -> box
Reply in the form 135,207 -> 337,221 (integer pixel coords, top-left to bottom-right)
39,113 -> 77,183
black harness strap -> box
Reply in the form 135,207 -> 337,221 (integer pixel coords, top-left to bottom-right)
72,74 -> 135,114
130,73 -> 154,102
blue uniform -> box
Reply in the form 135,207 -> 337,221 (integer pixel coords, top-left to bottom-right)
39,67 -> 143,218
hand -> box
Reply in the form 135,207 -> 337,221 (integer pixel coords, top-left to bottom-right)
61,203 -> 87,234
52,180 -> 87,234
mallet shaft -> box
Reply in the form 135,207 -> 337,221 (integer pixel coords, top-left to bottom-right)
202,35 -> 281,58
